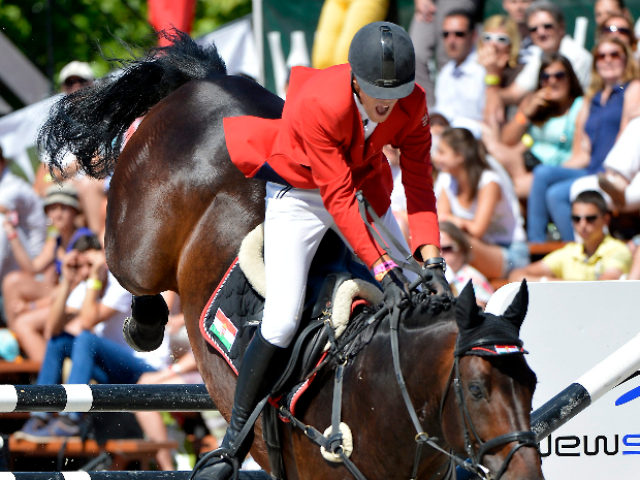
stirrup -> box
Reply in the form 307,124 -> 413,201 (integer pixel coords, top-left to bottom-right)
189,447 -> 241,480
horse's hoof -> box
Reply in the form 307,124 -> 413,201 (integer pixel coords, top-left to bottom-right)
123,316 -> 164,352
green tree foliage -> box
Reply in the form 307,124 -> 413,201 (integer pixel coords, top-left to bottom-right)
0,0 -> 250,89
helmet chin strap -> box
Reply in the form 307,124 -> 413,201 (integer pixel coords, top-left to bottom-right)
351,71 -> 362,103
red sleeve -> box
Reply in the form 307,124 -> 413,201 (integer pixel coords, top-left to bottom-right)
298,98 -> 386,268
396,99 -> 440,258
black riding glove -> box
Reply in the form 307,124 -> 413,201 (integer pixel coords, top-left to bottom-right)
422,264 -> 453,299
381,267 -> 412,309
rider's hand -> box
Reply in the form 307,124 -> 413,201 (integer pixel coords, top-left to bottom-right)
381,267 -> 411,308
423,265 -> 453,298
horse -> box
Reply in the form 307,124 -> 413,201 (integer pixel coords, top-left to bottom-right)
38,31 -> 544,480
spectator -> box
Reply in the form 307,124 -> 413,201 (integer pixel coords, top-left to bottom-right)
410,0 -> 484,108
2,185 -> 91,357
440,221 -> 494,308
594,0 -> 630,30
570,116 -> 640,213
15,235 -> 168,441
486,1 -> 592,119
434,10 -> 486,124
484,54 -> 584,199
34,61 -> 107,240
510,191 -> 631,281
527,37 -> 640,242
600,14 -> 640,64
59,61 -> 94,95
502,0 -> 534,60
478,15 -> 523,125
433,128 -> 528,279
601,14 -> 637,49
0,148 -> 47,301
478,15 -> 523,88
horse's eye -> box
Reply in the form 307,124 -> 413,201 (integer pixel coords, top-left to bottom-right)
469,384 -> 483,399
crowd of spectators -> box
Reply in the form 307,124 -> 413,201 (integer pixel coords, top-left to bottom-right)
2,0 -> 640,469
399,0 -> 640,287
0,62 -> 204,470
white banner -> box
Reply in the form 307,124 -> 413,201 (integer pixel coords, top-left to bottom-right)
487,280 -> 640,477
0,95 -> 58,182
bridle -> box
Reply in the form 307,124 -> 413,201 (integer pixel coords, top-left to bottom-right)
440,351 -> 540,480
353,191 -> 539,480
389,305 -> 539,480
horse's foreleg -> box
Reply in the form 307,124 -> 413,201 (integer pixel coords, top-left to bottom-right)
123,294 -> 170,352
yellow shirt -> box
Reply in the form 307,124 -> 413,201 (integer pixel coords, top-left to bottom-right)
542,235 -> 632,281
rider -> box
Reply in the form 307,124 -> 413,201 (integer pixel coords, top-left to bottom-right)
201,22 -> 447,479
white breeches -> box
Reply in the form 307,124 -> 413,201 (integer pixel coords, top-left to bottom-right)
261,183 -> 417,348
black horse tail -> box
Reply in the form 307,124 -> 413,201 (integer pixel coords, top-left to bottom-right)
38,29 -> 227,179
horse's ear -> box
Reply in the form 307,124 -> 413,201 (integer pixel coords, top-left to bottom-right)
502,280 -> 528,331
455,281 -> 484,330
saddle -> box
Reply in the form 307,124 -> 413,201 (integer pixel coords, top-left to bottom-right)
199,224 -> 382,400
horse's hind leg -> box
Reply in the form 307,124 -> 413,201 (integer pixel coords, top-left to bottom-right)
123,294 -> 170,352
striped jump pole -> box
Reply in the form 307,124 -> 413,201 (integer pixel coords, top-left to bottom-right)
0,384 -> 215,413
530,331 -> 640,441
0,472 -> 271,480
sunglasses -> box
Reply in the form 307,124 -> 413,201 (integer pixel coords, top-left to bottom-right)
443,30 -> 468,38
571,214 -> 600,224
481,32 -> 511,45
440,244 -> 459,254
529,23 -> 555,33
596,50 -> 624,61
602,25 -> 632,37
64,77 -> 89,87
540,71 -> 567,82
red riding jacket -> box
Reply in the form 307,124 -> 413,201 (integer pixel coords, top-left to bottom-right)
223,64 -> 439,268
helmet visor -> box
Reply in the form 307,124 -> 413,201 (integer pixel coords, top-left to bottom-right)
353,72 -> 415,100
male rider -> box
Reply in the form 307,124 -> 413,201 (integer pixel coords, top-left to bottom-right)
199,22 -> 448,479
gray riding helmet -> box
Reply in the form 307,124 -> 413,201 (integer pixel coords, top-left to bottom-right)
348,22 -> 416,100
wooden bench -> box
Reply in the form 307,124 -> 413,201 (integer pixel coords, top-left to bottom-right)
0,360 -> 41,384
9,436 -> 178,470
528,241 -> 568,257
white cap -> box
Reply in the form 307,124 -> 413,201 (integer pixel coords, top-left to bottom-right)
59,61 -> 94,83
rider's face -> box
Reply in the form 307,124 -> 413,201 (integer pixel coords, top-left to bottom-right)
352,78 -> 398,124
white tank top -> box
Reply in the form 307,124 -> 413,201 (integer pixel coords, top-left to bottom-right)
435,166 -> 526,245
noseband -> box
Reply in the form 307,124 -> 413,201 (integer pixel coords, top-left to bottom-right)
446,354 -> 539,480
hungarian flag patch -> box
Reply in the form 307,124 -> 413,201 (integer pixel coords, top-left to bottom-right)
469,344 -> 527,356
210,308 -> 237,350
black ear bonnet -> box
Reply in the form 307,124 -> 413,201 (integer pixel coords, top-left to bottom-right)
454,280 -> 529,357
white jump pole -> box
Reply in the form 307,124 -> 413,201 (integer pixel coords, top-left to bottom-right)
531,331 -> 640,440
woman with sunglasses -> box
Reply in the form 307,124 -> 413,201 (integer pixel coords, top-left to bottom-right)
526,37 -> 640,242
600,14 -> 640,64
439,221 -> 494,309
478,15 -> 522,88
485,54 -> 583,199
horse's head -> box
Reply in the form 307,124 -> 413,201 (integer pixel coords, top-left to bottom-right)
443,281 -> 543,480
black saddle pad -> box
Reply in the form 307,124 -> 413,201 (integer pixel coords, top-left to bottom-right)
200,229 -> 376,376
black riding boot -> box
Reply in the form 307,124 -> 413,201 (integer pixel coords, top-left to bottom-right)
196,330 -> 285,480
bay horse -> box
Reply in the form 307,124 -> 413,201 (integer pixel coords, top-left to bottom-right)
39,32 -> 543,480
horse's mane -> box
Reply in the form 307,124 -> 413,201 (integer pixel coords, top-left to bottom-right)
38,29 -> 227,179
338,291 -> 455,359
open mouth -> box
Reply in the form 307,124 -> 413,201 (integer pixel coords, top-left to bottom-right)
376,105 -> 390,116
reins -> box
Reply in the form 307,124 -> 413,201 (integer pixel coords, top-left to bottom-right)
189,192 -> 539,480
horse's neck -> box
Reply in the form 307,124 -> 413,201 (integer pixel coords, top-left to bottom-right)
361,319 -> 458,437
